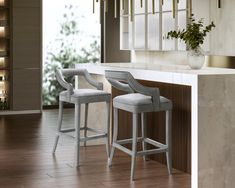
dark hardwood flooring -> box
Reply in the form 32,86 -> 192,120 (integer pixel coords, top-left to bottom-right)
0,109 -> 191,188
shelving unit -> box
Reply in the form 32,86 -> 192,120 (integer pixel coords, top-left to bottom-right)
120,0 -> 188,51
0,0 -> 10,110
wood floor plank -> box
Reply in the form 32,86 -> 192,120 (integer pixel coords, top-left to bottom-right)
0,109 -> 190,188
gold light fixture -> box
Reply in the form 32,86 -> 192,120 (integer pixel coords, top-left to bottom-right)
172,0 -> 176,18
92,0 -> 190,22
218,0 -> 221,8
114,0 -> 117,18
130,0 -> 133,21
93,0 -> 95,13
152,0 -> 155,14
105,0 -> 108,12
188,0 -> 192,18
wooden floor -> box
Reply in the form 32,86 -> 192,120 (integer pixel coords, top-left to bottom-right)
0,109 -> 191,188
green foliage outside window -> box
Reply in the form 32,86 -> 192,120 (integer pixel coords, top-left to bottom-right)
43,5 -> 100,105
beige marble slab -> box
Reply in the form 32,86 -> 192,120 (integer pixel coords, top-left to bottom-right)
198,75 -> 235,188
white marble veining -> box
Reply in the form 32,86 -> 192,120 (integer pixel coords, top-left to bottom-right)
76,62 -> 235,188
79,62 -> 235,75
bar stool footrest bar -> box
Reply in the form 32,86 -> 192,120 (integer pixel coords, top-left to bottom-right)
113,143 -> 133,155
87,127 -> 104,134
60,128 -> 75,133
144,138 -> 166,148
80,133 -> 107,142
137,147 -> 168,156
116,137 -> 144,145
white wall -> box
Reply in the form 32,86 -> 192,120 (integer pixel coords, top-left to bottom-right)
131,50 -> 188,65
209,0 -> 235,56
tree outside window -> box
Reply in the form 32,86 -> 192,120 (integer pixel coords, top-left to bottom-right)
43,4 -> 100,106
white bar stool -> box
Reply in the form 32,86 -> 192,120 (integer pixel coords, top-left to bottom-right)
105,70 -> 172,180
53,68 -> 111,166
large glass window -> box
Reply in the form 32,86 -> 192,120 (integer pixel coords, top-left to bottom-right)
43,0 -> 101,106
120,0 -> 188,51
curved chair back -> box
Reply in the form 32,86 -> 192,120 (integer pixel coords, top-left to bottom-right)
105,70 -> 161,110
56,68 -> 103,101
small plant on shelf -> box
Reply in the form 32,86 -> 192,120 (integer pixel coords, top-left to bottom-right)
167,14 -> 215,50
166,15 -> 216,69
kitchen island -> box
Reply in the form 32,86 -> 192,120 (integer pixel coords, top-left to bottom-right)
76,63 -> 235,188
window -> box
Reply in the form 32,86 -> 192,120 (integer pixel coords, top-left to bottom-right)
43,0 -> 101,106
120,0 -> 188,51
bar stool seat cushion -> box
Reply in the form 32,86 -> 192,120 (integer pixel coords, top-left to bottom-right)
60,89 -> 110,104
113,93 -> 172,113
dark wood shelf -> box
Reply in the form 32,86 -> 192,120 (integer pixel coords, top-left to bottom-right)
0,51 -> 8,57
0,20 -> 8,27
0,6 -> 10,9
0,80 -> 9,82
0,67 -> 9,70
0,37 -> 10,40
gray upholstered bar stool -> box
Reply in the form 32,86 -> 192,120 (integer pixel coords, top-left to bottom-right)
53,68 -> 111,166
105,70 -> 172,180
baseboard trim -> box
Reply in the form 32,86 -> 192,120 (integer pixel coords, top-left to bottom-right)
43,104 -> 74,109
0,110 -> 42,115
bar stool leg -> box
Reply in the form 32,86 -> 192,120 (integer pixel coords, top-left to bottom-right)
166,110 -> 172,175
105,102 -> 110,158
131,113 -> 138,181
141,113 -> 147,161
75,103 -> 81,167
108,107 -> 118,166
84,103 -> 89,147
52,100 -> 64,154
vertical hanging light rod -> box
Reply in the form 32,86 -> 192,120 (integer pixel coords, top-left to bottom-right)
114,0 -> 117,18
172,0 -> 176,18
93,0 -> 95,13
130,0 -> 134,22
152,0 -> 155,14
218,0 -> 221,8
188,0 -> 192,18
105,0 -> 108,13
100,0 -> 102,23
140,0 -> 143,8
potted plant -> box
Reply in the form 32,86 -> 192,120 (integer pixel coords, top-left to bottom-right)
167,15 -> 215,69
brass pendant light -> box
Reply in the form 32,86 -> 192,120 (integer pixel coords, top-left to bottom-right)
114,0 -> 117,18
130,0 -> 134,21
152,0 -> 155,14
172,0 -> 176,18
218,0 -> 221,8
92,0 -> 189,22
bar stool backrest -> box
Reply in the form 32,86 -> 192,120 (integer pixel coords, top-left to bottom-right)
56,68 -> 103,101
105,70 -> 161,110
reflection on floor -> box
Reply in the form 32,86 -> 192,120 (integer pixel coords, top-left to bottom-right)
0,109 -> 191,188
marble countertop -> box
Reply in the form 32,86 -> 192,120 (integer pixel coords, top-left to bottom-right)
98,62 -> 235,75
76,62 -> 235,86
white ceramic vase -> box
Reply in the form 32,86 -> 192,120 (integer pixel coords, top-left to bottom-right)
187,47 -> 205,69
